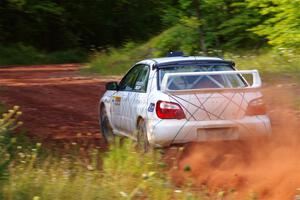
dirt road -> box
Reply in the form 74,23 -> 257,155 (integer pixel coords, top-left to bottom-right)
0,64 -> 118,140
1,64 -> 300,199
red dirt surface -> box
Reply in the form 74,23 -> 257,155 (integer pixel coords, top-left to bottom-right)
1,64 -> 299,199
0,64 -> 118,140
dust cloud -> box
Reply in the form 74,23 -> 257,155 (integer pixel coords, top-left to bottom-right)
171,85 -> 300,200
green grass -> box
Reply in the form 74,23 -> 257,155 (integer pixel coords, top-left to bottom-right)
0,44 -> 87,66
88,46 -> 300,80
0,106 -> 209,200
224,49 -> 300,82
1,139 -> 209,200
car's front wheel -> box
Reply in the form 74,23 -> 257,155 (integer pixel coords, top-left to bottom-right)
137,119 -> 151,152
100,105 -> 114,144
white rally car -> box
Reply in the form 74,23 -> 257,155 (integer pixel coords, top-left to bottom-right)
99,54 -> 271,150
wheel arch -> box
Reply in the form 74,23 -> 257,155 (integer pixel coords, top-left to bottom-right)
99,100 -> 114,128
98,101 -> 106,118
136,116 -> 144,129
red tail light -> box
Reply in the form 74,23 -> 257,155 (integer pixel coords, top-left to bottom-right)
156,101 -> 186,119
246,98 -> 266,116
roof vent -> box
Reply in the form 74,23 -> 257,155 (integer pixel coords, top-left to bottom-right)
166,51 -> 184,57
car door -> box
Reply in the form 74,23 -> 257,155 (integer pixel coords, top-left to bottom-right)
124,64 -> 150,134
110,65 -> 141,133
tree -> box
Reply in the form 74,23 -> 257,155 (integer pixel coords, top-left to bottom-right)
161,0 -> 265,50
248,0 -> 300,50
192,0 -> 207,53
0,0 -> 167,51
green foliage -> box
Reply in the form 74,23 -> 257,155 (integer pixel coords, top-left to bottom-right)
160,0 -> 266,50
0,44 -> 87,66
88,16 -> 300,77
216,1 -> 264,48
225,48 -> 300,81
150,17 -> 200,57
89,31 -> 300,77
1,0 -> 71,50
2,0 -> 300,61
0,0 -> 166,52
87,18 -> 200,75
248,0 -> 300,50
161,0 -> 300,51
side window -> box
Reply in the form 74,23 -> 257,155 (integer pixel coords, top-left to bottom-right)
133,65 -> 150,92
118,66 -> 141,91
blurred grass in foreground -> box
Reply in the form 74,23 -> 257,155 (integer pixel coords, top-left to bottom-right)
0,106 -> 208,200
1,140 -> 207,200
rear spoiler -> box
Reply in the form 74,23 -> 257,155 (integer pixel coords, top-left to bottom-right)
161,70 -> 262,93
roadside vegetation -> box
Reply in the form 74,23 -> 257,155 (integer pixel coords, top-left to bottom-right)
87,29 -> 300,80
226,49 -> 300,79
86,0 -> 300,78
0,106 -> 211,200
2,0 -> 300,68
0,44 -> 87,66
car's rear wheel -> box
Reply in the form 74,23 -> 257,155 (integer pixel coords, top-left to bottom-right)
100,105 -> 114,144
137,119 -> 151,153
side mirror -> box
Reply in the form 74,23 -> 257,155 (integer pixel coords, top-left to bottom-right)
106,81 -> 119,90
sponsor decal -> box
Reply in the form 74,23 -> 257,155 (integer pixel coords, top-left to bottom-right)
148,103 -> 155,112
114,96 -> 121,105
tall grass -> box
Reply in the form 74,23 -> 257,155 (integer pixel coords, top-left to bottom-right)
89,47 -> 300,77
0,106 -> 207,200
1,139 -> 208,200
225,49 -> 300,78
88,46 -> 300,78
0,106 -> 23,195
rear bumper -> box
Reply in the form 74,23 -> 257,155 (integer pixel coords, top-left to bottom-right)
147,115 -> 271,147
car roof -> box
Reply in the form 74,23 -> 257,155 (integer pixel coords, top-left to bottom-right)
137,56 -> 224,66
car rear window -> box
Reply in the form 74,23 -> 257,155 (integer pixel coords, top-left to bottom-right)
159,65 -> 247,90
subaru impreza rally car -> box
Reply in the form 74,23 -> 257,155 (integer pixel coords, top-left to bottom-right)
99,53 -> 271,150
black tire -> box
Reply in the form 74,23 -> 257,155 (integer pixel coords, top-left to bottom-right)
100,105 -> 114,144
137,119 -> 151,153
